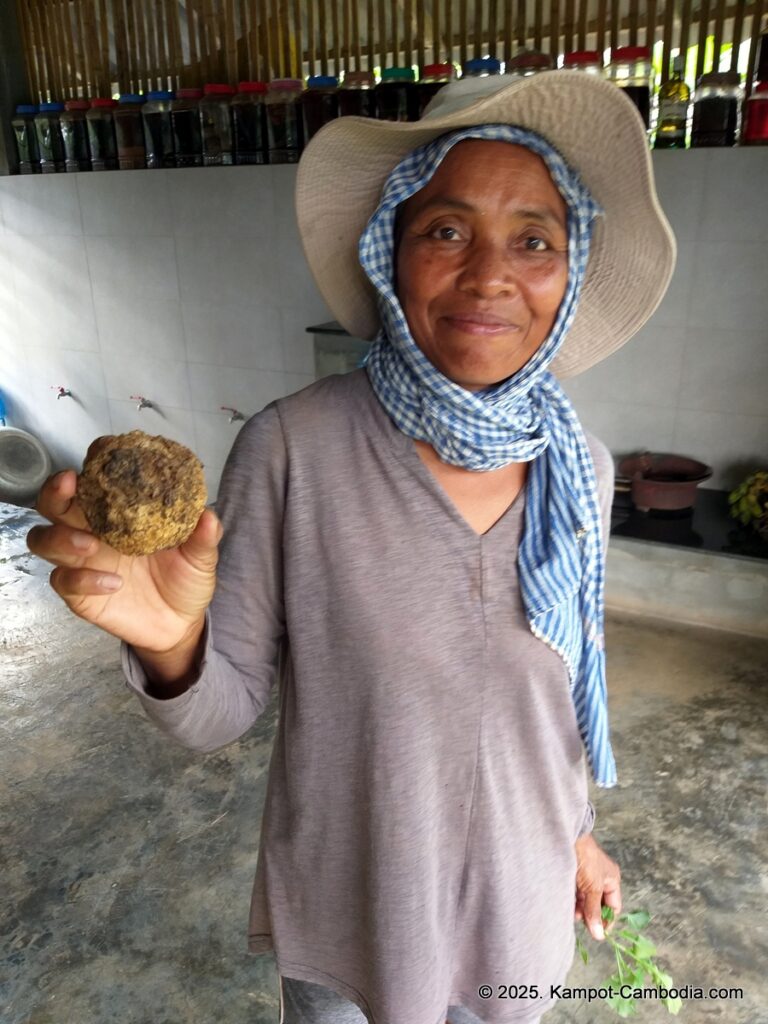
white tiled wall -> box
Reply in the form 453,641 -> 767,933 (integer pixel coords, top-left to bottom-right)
1,149 -> 766,502
0,165 -> 330,501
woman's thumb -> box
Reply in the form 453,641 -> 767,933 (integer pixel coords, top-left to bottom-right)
180,507 -> 223,566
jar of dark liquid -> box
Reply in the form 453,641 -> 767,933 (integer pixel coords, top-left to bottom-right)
200,83 -> 235,165
265,78 -> 304,163
375,67 -> 419,121
60,100 -> 91,171
114,94 -> 147,169
337,70 -> 377,117
301,75 -> 339,143
691,71 -> 742,147
462,56 -> 502,77
507,49 -> 554,76
415,63 -> 455,118
608,46 -> 652,129
171,88 -> 203,167
232,81 -> 269,163
142,90 -> 175,168
86,98 -> 118,170
12,104 -> 40,174
35,102 -> 66,172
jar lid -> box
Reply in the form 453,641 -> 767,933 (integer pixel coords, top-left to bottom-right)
463,57 -> 501,74
147,90 -> 174,101
697,70 -> 741,87
380,66 -> 416,81
342,70 -> 375,88
119,93 -> 146,104
64,99 -> 90,110
422,62 -> 455,77
750,81 -> 768,94
307,75 -> 339,87
563,50 -> 602,65
38,102 -> 65,112
507,50 -> 554,70
237,81 -> 268,93
203,83 -> 235,95
611,46 -> 651,61
269,78 -> 304,91
90,97 -> 117,108
176,87 -> 203,99
15,104 -> 37,114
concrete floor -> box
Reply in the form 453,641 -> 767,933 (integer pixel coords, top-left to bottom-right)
2,499 -> 767,1024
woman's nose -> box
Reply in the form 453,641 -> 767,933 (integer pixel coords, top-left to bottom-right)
455,239 -> 520,297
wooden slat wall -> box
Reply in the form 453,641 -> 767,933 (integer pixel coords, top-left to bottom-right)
15,0 -> 767,102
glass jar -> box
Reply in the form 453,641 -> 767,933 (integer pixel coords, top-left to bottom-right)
608,46 -> 652,128
142,90 -> 175,168
171,87 -> 203,167
34,102 -> 66,172
375,67 -> 419,121
232,81 -> 269,164
337,70 -> 377,117
507,50 -> 555,76
114,94 -> 147,169
86,98 -> 118,170
562,50 -> 603,75
742,81 -> 768,145
691,71 -> 742,147
200,83 -> 235,165
12,104 -> 40,174
462,56 -> 502,77
654,54 -> 690,149
60,100 -> 91,171
301,75 -> 339,144
415,63 -> 455,118
264,78 -> 304,163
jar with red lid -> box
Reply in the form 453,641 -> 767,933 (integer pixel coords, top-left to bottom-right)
114,94 -> 147,169
171,88 -> 203,167
232,81 -> 268,163
61,99 -> 91,172
301,75 -> 339,144
743,81 -> 768,145
507,50 -> 555,75
416,63 -> 455,118
200,83 -> 235,165
264,78 -> 304,163
337,70 -> 377,117
608,46 -> 652,128
86,98 -> 118,171
562,51 -> 603,75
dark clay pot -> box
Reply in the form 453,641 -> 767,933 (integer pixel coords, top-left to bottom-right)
617,452 -> 713,511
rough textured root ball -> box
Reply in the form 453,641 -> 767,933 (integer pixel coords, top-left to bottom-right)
76,430 -> 208,556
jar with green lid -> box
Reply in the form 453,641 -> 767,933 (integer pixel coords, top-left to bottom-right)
562,50 -> 603,75
416,63 -> 455,118
142,90 -> 175,168
507,49 -> 555,75
232,82 -> 269,163
86,98 -> 118,170
200,83 -> 236,164
114,94 -> 147,169
265,78 -> 304,163
462,56 -> 502,77
375,67 -> 419,121
60,100 -> 91,171
301,75 -> 339,143
35,102 -> 66,172
12,105 -> 40,174
171,88 -> 203,167
337,70 -> 377,117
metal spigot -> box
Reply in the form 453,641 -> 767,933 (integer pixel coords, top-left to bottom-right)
220,406 -> 245,423
130,395 -> 153,411
51,385 -> 72,399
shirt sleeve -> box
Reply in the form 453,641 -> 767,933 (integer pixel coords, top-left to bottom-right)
120,400 -> 288,754
577,799 -> 596,838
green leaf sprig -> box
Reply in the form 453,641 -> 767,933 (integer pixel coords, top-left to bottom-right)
575,906 -> 683,1018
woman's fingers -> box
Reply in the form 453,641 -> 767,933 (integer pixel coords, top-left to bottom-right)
26,521 -> 100,567
34,469 -> 90,531
50,564 -> 123,599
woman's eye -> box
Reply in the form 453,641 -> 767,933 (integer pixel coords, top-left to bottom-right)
524,236 -> 549,251
430,225 -> 460,240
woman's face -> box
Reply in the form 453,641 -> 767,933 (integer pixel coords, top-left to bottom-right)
394,139 -> 569,392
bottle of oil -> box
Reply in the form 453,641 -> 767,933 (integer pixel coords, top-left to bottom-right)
654,55 -> 690,148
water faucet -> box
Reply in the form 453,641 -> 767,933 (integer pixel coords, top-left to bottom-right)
221,406 -> 245,423
51,385 -> 72,399
130,395 -> 153,411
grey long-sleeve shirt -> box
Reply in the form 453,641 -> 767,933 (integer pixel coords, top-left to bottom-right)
121,367 -> 614,1024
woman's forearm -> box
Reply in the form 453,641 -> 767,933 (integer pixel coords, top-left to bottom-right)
133,617 -> 207,699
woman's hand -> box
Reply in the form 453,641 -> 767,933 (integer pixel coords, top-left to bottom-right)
574,833 -> 622,941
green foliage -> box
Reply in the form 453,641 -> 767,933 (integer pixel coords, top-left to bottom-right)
575,906 -> 683,1017
728,469 -> 768,537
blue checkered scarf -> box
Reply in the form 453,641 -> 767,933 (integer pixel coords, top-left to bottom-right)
359,124 -> 617,788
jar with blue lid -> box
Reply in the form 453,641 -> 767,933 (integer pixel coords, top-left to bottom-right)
34,102 -> 66,172
142,90 -> 175,167
114,94 -> 147,169
462,56 -> 502,77
301,75 -> 339,143
12,104 -> 40,174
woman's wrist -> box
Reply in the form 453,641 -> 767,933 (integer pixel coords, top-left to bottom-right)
133,617 -> 207,699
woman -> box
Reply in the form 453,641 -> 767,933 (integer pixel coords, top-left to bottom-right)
27,71 -> 675,1024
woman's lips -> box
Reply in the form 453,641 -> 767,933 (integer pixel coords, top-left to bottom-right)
442,315 -> 519,336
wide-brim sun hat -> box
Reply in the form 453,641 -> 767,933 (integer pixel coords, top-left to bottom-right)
295,70 -> 677,379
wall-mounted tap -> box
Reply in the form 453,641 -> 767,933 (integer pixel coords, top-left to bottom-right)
221,406 -> 245,423
51,385 -> 72,399
130,395 -> 153,411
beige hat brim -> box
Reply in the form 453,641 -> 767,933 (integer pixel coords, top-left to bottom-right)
295,70 -> 677,379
